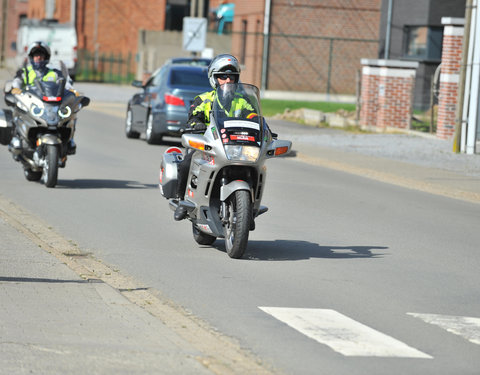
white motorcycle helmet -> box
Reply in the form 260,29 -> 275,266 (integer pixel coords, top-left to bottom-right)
207,54 -> 241,88
27,41 -> 51,71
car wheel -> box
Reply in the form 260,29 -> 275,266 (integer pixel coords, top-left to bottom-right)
125,108 -> 140,139
145,113 -> 162,145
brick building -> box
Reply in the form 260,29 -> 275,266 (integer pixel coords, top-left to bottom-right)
27,0 -> 166,57
231,0 -> 382,94
4,0 -> 382,95
0,0 -> 28,65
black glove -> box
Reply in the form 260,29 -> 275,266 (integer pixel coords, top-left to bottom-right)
194,122 -> 207,131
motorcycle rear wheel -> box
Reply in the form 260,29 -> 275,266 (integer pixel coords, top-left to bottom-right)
192,223 -> 217,245
42,145 -> 59,188
224,190 -> 251,259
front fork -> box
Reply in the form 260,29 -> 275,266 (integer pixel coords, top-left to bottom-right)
219,172 -> 254,227
220,176 -> 229,225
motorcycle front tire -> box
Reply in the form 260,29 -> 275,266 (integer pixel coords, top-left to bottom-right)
42,144 -> 59,188
224,190 -> 251,259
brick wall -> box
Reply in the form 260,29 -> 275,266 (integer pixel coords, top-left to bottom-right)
376,72 -> 416,129
26,0 -> 43,19
1,0 -> 28,62
267,0 -> 381,94
360,59 -> 418,130
75,0 -> 166,57
230,1 -> 265,88
359,67 -> 379,127
436,18 -> 464,140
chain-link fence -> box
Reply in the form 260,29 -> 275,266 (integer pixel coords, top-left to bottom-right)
266,33 -> 378,95
76,49 -> 135,84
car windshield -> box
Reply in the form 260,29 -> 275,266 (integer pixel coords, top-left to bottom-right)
170,69 -> 210,88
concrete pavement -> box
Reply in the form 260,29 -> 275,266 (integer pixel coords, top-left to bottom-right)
1,69 -> 480,374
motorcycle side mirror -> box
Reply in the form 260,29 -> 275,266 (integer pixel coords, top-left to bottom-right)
80,96 -> 90,107
265,139 -> 292,158
73,96 -> 90,111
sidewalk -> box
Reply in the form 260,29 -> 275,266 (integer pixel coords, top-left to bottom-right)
0,203 -> 213,374
0,196 -> 274,375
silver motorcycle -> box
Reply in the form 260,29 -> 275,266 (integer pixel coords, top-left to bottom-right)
159,83 -> 292,258
1,68 -> 89,188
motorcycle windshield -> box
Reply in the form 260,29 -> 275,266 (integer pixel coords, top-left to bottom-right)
33,80 -> 65,102
212,83 -> 264,147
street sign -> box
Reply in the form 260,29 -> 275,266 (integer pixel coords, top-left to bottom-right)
183,17 -> 207,52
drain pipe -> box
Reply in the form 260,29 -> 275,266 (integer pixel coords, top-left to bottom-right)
466,0 -> 480,154
460,0 -> 475,152
385,0 -> 393,59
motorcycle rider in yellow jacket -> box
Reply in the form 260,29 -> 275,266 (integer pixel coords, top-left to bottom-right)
174,54 -> 257,221
10,41 -> 78,155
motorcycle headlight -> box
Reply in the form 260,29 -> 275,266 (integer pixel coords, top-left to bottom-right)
58,106 -> 72,119
30,103 -> 44,117
224,145 -> 260,162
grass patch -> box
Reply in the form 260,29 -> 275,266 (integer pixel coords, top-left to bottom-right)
261,99 -> 356,117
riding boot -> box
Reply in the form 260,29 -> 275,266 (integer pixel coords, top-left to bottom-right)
67,139 -> 76,155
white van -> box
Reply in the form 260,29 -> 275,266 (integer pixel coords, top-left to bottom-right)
16,19 -> 78,79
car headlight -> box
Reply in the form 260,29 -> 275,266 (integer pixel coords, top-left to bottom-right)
58,106 -> 72,119
224,145 -> 260,162
30,103 -> 44,117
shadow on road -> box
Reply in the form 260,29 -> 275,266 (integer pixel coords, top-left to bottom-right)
56,179 -> 158,189
213,239 -> 387,260
0,276 -> 102,284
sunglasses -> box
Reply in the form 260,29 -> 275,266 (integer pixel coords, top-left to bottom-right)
216,73 -> 237,80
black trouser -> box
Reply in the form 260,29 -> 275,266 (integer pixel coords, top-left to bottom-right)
176,151 -> 193,199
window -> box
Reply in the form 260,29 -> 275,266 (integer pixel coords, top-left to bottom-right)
404,26 -> 443,61
170,69 -> 210,88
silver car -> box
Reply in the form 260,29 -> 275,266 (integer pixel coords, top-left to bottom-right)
125,63 -> 211,144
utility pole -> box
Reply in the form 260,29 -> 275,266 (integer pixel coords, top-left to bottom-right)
453,0 -> 473,152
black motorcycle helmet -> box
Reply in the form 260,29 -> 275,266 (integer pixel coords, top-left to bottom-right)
27,41 -> 51,71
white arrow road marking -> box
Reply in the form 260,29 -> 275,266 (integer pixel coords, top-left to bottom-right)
259,307 -> 432,358
407,313 -> 480,345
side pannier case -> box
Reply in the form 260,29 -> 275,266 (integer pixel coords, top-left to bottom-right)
159,147 -> 183,198
0,108 -> 13,146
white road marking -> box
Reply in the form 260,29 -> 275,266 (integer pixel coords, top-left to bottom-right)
259,307 -> 432,358
408,313 -> 480,345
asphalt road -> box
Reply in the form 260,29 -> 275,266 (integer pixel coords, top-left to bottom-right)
1,96 -> 479,374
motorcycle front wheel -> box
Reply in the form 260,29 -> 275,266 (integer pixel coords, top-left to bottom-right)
224,190 -> 251,259
42,145 -> 59,188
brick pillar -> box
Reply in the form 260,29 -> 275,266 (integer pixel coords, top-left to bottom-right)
436,18 -> 465,140
360,59 -> 418,130
359,65 -> 380,127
